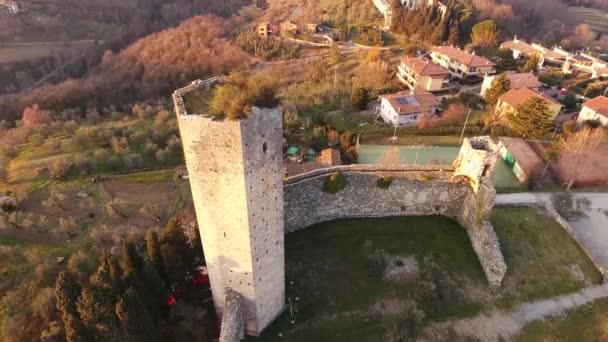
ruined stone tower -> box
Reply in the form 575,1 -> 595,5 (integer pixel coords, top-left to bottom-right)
173,80 -> 285,336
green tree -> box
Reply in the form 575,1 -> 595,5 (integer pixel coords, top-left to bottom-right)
522,54 -> 541,73
77,285 -> 121,341
90,253 -> 124,297
471,20 -> 500,48
350,87 -> 369,110
484,73 -> 511,106
122,241 -> 145,282
507,97 -> 553,138
55,271 -> 87,342
496,48 -> 516,71
115,288 -> 157,341
163,219 -> 192,261
145,231 -> 166,280
563,93 -> 578,110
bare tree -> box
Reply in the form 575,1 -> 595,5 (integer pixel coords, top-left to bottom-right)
559,127 -> 607,189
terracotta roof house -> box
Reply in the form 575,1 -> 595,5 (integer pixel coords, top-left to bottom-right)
496,88 -> 563,120
284,148 -> 342,177
500,37 -> 571,67
430,46 -> 496,80
562,53 -> 608,78
375,90 -> 441,126
257,20 -> 281,37
397,57 -> 449,92
577,96 -> 608,126
480,72 -> 542,97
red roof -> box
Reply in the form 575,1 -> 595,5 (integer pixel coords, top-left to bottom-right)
431,46 -> 496,68
499,88 -> 561,108
583,96 -> 608,116
401,57 -> 449,77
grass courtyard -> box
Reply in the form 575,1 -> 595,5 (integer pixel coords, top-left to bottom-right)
251,207 -> 602,341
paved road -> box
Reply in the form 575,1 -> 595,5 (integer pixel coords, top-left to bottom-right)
495,192 -> 608,207
420,283 -> 608,341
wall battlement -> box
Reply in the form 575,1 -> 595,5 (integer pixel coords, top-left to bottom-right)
175,79 -> 507,339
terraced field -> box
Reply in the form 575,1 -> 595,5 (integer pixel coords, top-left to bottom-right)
568,7 -> 608,35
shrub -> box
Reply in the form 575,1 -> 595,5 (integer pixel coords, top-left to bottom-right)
22,104 -> 51,128
0,145 -> 18,159
155,148 -> 169,163
62,120 -> 79,133
323,171 -> 348,194
418,173 -> 438,182
93,148 -> 110,162
144,141 -> 159,155
48,140 -> 62,151
209,72 -> 279,120
75,155 -> 96,175
49,159 -> 73,180
377,176 -> 394,189
124,153 -> 143,169
107,156 -> 123,171
28,133 -> 45,146
350,87 -> 370,110
110,136 -> 129,154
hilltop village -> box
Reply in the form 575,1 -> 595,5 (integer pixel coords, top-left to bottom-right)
1,0 -> 608,342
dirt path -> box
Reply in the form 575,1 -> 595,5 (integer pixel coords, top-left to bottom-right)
419,284 -> 608,341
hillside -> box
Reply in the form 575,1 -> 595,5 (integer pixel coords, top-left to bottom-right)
0,15 -> 251,122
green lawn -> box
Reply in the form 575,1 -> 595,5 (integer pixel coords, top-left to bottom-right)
249,207 -> 601,341
517,298 -> 608,342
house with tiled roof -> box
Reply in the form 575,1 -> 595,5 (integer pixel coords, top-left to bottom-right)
496,88 -> 563,120
500,37 -> 571,68
577,96 -> 608,126
397,57 -> 449,92
375,90 -> 441,126
430,46 -> 496,80
480,72 -> 541,97
257,21 -> 282,37
562,53 -> 608,78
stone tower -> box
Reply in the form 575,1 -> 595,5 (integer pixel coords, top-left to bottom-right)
173,80 -> 285,336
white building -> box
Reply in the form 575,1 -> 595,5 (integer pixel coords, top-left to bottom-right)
373,0 -> 447,29
376,90 -> 441,126
577,96 -> 608,126
562,53 -> 608,78
430,46 -> 496,80
501,37 -> 572,68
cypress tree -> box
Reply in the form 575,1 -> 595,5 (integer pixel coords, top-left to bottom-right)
507,97 -> 554,139
145,230 -> 166,280
116,287 -> 158,341
90,253 -> 124,297
55,271 -> 88,342
448,21 -> 460,45
122,240 -> 145,282
485,73 -> 511,106
77,285 -> 121,341
162,218 -> 192,266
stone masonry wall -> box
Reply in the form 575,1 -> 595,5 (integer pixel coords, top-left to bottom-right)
283,137 -> 507,287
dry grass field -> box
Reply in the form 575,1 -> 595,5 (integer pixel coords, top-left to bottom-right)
0,40 -> 97,64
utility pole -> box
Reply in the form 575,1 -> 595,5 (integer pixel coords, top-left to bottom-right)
459,108 -> 472,144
